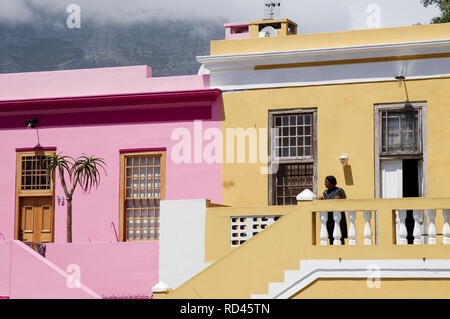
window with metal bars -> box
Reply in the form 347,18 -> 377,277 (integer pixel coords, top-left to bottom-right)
270,111 -> 316,206
381,108 -> 421,155
20,155 -> 51,190
123,154 -> 164,241
276,163 -> 314,205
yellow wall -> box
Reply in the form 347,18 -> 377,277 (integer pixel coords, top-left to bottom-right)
211,22 -> 450,55
291,278 -> 450,299
221,78 -> 450,207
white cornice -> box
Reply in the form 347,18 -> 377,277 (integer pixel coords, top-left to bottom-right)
197,39 -> 450,71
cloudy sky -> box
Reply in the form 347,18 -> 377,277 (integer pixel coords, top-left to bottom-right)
0,0 -> 442,33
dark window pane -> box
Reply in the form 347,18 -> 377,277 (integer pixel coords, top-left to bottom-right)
305,116 -> 311,124
275,117 -> 281,126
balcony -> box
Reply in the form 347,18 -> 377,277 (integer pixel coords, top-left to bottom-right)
156,197 -> 450,299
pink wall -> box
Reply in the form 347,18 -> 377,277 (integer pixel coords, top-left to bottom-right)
0,241 -> 11,297
0,104 -> 222,242
1,241 -> 100,299
0,65 -> 210,101
0,66 -> 222,243
224,22 -> 250,40
45,242 -> 158,297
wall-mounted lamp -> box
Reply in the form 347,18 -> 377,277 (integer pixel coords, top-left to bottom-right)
395,67 -> 406,85
339,153 -> 349,166
25,119 -> 38,129
395,67 -> 411,102
395,74 -> 405,83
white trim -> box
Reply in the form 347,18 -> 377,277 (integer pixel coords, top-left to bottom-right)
198,38 -> 450,91
251,259 -> 450,299
210,72 -> 450,92
197,39 -> 450,70
152,281 -> 171,293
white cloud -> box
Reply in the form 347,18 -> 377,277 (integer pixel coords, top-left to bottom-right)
0,0 -> 442,33
0,0 -> 35,24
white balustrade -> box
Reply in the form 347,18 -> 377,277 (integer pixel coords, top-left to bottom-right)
348,211 -> 357,246
319,212 -> 328,246
363,211 -> 372,245
443,210 -> 450,245
427,210 -> 437,245
315,207 -> 450,247
332,211 -> 342,246
413,210 -> 423,245
317,211 -> 375,246
396,210 -> 408,245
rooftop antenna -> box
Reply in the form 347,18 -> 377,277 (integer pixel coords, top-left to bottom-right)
264,0 -> 281,20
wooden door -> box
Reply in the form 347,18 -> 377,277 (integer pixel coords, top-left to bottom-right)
19,196 -> 53,243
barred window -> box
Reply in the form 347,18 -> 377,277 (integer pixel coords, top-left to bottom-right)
21,155 -> 50,191
122,153 -> 165,241
270,111 -> 316,206
276,163 -> 314,205
381,109 -> 421,155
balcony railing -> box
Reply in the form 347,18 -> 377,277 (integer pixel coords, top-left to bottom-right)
219,198 -> 450,252
313,207 -> 450,246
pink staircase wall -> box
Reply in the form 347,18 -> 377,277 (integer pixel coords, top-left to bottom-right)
0,240 -> 100,299
45,242 -> 159,297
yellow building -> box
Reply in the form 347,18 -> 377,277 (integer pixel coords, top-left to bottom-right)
153,19 -> 450,299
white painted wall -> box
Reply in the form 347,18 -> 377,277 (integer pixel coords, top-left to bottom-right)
157,199 -> 210,290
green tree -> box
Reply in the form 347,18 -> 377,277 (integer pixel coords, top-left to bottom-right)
45,154 -> 107,243
422,0 -> 450,23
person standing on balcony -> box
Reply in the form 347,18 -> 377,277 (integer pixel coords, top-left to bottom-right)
319,175 -> 347,245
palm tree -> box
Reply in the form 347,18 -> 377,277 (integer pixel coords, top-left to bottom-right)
45,154 -> 107,243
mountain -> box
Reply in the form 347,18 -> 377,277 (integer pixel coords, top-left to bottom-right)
0,18 -> 225,77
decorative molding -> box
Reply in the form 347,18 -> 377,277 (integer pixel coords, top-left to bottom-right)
197,39 -> 450,91
119,147 -> 167,154
0,89 -> 221,114
198,39 -> 450,70
15,147 -> 57,152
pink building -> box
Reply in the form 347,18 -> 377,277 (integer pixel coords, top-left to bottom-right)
0,65 -> 222,298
